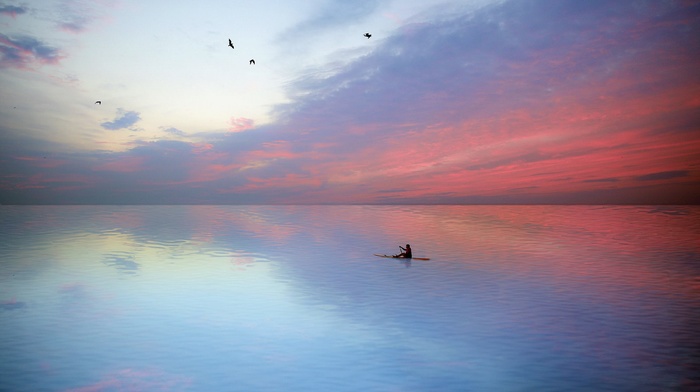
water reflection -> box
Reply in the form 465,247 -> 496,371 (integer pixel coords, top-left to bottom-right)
103,251 -> 140,274
0,299 -> 26,311
0,205 -> 698,391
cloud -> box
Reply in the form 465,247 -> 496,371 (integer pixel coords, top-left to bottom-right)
238,0 -> 700,203
93,156 -> 147,173
229,117 -> 254,133
101,109 -> 142,130
163,127 -> 186,136
54,0 -> 117,33
0,33 -> 63,69
93,140 -> 213,186
279,0 -> 383,42
0,5 -> 27,18
583,178 -> 620,183
1,0 -> 699,204
634,170 -> 690,182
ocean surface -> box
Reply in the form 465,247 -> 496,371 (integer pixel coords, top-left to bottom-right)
1,205 -> 698,391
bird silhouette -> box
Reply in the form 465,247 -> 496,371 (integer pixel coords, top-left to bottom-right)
364,33 -> 372,39
249,59 -> 255,65
228,39 -> 234,49
95,101 -> 101,105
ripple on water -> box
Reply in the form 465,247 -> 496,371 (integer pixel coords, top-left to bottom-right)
0,205 -> 698,391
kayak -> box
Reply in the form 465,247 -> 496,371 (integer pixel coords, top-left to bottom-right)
374,254 -> 430,261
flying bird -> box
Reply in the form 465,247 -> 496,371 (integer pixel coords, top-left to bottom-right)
249,59 -> 255,65
95,101 -> 101,105
364,33 -> 372,39
228,39 -> 234,49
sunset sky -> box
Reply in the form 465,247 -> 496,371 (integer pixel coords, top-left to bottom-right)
1,0 -> 699,204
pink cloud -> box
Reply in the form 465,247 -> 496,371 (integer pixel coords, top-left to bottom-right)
222,173 -> 323,194
229,117 -> 254,133
182,140 -> 315,186
271,90 -> 699,203
192,143 -> 214,153
1,0 -> 697,205
0,33 -> 65,69
94,157 -> 147,173
242,140 -> 304,162
162,161 -> 245,185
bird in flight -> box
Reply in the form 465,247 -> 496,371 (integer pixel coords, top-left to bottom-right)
249,59 -> 255,65
95,101 -> 101,105
228,39 -> 234,49
364,33 -> 372,39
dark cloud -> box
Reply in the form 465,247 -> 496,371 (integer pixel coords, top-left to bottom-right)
94,140 -> 215,189
101,109 -> 142,130
583,178 -> 620,183
130,139 -> 192,154
646,206 -> 691,216
0,5 -> 27,17
635,170 -> 690,181
0,33 -> 62,69
0,137 -> 216,204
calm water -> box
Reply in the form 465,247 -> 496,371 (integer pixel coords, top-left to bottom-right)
1,205 -> 698,391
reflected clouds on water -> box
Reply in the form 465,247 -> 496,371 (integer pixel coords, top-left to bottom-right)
0,205 -> 698,391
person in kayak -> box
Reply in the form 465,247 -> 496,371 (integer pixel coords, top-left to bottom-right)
394,244 -> 412,258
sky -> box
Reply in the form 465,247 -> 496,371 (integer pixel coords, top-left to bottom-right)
0,0 -> 699,204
